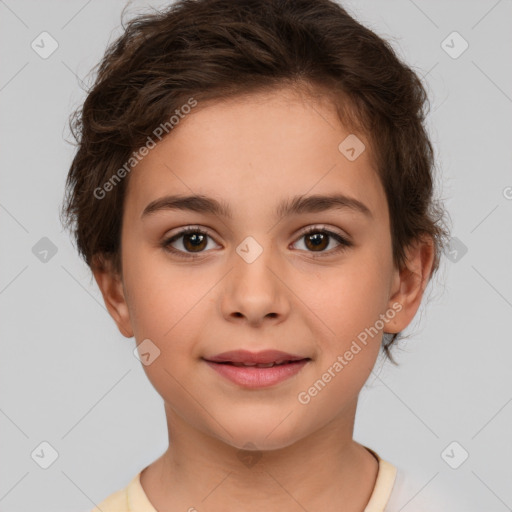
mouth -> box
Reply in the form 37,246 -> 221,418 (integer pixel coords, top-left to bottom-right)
202,350 -> 311,388
213,360 -> 309,368
203,349 -> 311,366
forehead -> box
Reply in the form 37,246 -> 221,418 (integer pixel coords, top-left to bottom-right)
124,87 -> 387,223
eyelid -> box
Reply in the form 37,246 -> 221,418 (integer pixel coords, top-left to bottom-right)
161,223 -> 352,258
290,224 -> 352,256
165,224 -> 216,240
163,224 -> 350,243
294,224 -> 350,241
161,225 -> 220,259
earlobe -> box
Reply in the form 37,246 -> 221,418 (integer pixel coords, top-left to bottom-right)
385,236 -> 435,334
91,255 -> 134,339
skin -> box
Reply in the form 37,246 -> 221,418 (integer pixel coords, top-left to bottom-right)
93,86 -> 434,512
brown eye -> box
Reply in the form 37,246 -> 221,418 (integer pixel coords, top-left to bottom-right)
304,232 -> 329,251
162,227 -> 219,258
182,232 -> 208,252
293,227 -> 352,256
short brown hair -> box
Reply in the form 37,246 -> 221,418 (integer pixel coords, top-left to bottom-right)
61,0 -> 451,362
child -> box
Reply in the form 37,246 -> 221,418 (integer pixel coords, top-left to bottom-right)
62,0 -> 451,510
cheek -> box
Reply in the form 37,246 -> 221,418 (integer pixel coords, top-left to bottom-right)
122,259 -> 175,344
123,262 -> 206,399
121,239 -> 196,333
122,253 -> 215,368
296,250 -> 392,365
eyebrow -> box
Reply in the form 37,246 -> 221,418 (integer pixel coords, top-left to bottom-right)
141,193 -> 372,220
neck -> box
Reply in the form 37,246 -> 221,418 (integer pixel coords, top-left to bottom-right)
140,400 -> 379,512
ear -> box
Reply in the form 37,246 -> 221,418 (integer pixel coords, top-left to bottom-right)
385,235 -> 435,334
91,254 -> 134,338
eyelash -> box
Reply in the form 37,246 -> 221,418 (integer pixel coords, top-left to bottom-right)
161,225 -> 352,259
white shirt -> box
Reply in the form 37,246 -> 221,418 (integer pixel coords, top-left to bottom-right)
90,446 -> 452,511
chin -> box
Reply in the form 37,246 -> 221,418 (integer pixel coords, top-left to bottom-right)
213,419 -> 308,453
227,435 -> 301,453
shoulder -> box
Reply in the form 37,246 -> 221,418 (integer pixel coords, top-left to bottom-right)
384,462 -> 464,512
88,476 -> 133,512
363,445 -> 461,512
90,488 -> 127,512
88,471 -> 156,512
385,468 -> 434,512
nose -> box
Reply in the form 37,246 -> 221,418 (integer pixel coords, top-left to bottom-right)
220,244 -> 291,327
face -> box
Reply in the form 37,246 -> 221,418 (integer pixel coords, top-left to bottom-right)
97,87 -> 428,451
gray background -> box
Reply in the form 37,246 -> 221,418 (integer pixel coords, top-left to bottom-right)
1,0 -> 511,510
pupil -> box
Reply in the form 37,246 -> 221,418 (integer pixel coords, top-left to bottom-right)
307,233 -> 327,251
185,233 -> 206,251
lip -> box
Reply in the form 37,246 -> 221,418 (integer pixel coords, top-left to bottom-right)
203,350 -> 311,388
204,349 -> 307,365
